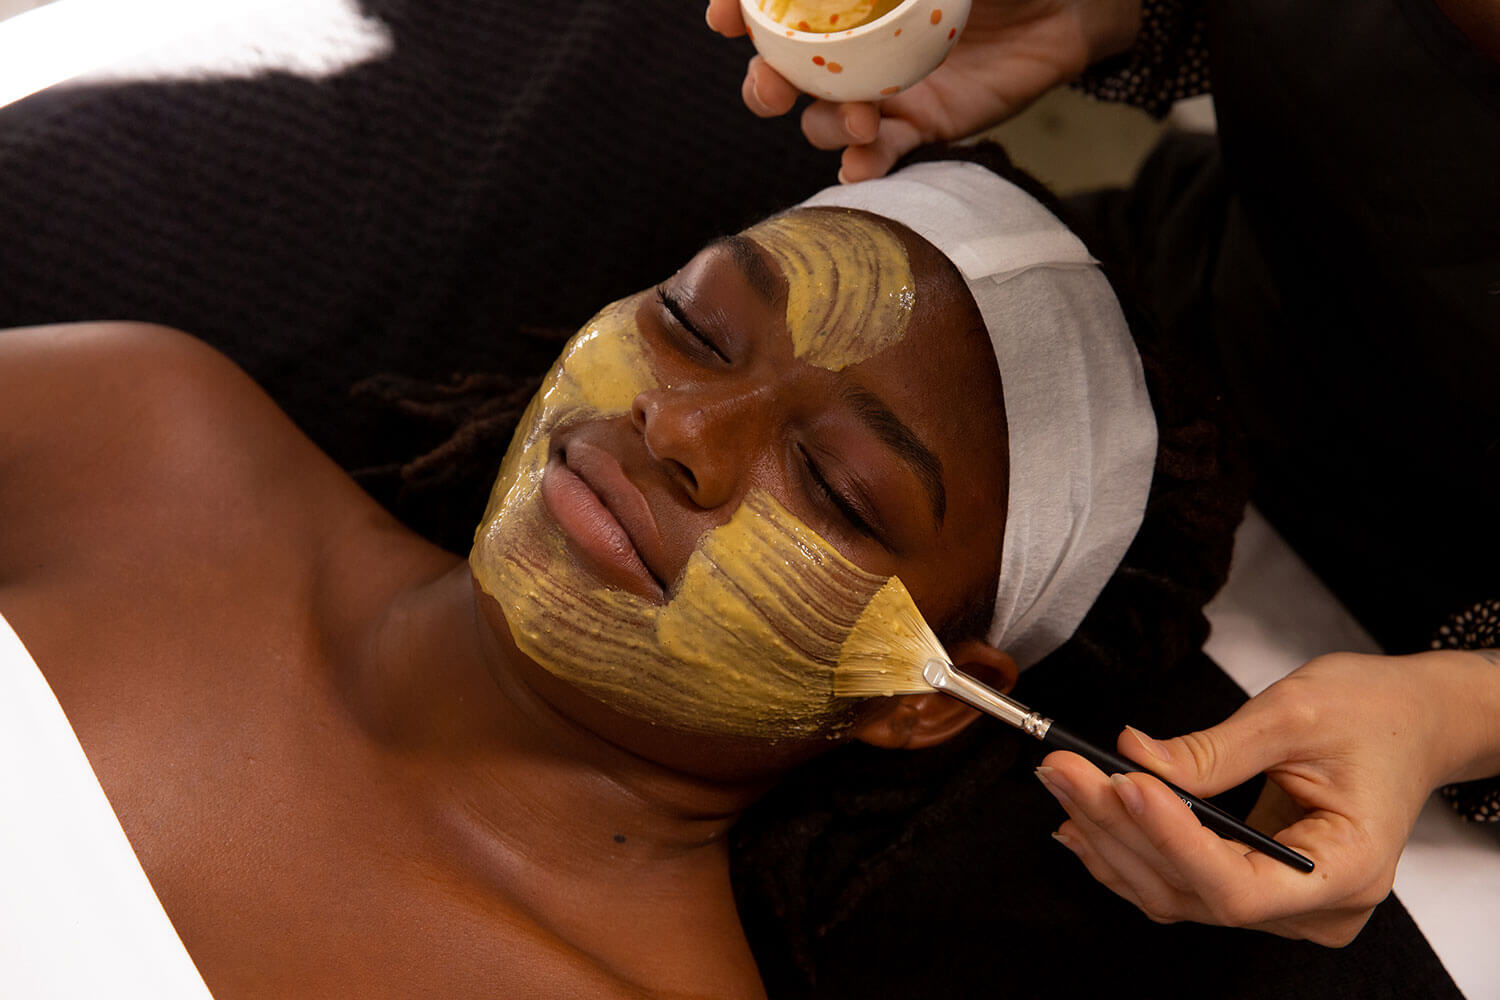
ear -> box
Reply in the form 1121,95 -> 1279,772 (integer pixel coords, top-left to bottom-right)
850,641 -> 1019,750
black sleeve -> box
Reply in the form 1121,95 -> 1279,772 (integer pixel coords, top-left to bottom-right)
1430,600 -> 1500,822
1071,0 -> 1212,116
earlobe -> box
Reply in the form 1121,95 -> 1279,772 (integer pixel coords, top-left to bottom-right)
851,641 -> 1018,750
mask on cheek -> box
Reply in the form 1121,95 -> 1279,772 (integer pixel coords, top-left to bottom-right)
470,217 -> 923,740
469,301 -> 890,739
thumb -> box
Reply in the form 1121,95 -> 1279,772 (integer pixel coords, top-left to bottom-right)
1118,699 -> 1302,798
705,0 -> 747,37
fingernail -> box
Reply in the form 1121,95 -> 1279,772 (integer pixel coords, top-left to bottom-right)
1110,772 -> 1146,816
1051,831 -> 1074,849
750,77 -> 767,111
841,109 -> 868,142
836,166 -> 852,185
1125,725 -> 1170,765
1035,766 -> 1075,804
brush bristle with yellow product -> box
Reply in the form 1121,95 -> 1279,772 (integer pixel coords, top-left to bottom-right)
833,576 -> 1316,873
834,577 -> 946,698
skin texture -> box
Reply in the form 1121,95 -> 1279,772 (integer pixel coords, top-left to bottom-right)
0,211 -> 1013,997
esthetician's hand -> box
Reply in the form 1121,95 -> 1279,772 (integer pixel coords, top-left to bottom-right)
1036,650 -> 1500,946
705,0 -> 1143,181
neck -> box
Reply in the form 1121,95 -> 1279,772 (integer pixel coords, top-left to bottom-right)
316,543 -> 768,995
338,560 -> 765,881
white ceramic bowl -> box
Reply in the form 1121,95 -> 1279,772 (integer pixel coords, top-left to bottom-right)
739,0 -> 970,104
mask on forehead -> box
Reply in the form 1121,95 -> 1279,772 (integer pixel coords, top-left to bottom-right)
743,209 -> 916,372
469,211 -> 925,739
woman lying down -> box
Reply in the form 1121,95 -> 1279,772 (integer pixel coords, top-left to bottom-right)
1,150 -> 1193,998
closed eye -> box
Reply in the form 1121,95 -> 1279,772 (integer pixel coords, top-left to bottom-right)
656,286 -> 729,364
798,444 -> 886,547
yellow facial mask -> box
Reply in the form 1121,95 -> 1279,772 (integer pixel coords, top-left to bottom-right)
470,210 -> 921,739
745,210 -> 915,371
757,0 -> 904,33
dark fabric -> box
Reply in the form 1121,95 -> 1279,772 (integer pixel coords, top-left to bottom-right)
1074,0 -> 1212,115
1204,0 -> 1500,652
1048,0 -> 1497,991
1058,0 -> 1500,994
1432,600 -> 1500,821
1073,0 -> 1500,654
0,0 -> 840,548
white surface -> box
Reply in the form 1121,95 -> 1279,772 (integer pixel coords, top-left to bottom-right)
1167,94 -> 1218,134
0,612 -> 213,998
1205,507 -> 1500,998
0,0 -> 390,110
0,0 -> 54,24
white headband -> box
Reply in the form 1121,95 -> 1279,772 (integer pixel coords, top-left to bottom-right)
801,161 -> 1157,668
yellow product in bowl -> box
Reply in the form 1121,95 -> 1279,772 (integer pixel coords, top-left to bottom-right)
758,0 -> 903,32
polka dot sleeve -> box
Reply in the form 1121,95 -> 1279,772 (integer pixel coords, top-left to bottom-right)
1070,0 -> 1211,117
1430,599 -> 1500,822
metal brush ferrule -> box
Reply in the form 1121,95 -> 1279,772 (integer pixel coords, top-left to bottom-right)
921,660 -> 1054,739
1021,711 -> 1052,739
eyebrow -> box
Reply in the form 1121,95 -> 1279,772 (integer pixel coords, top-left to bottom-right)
843,384 -> 947,527
711,236 -> 946,529
719,235 -> 781,305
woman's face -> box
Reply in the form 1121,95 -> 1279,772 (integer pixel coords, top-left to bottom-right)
471,208 -> 1008,758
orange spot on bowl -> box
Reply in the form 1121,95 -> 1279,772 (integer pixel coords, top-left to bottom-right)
785,28 -> 794,35
931,8 -> 943,24
829,12 -> 839,23
828,61 -> 843,73
880,85 -> 900,95
948,26 -> 956,38
812,55 -> 826,65
797,19 -> 811,30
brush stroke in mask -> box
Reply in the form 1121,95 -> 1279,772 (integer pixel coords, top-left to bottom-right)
745,209 -> 916,372
470,211 -> 924,738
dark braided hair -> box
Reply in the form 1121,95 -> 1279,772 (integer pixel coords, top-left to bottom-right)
350,324 -> 570,555
350,140 -> 1248,990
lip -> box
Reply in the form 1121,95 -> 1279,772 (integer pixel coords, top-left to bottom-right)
541,442 -> 667,601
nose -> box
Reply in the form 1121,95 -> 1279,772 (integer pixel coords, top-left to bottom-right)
630,379 -> 774,509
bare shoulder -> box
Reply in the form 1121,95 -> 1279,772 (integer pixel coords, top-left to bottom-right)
0,321 -> 360,574
0,319 -> 241,378
0,320 -> 280,446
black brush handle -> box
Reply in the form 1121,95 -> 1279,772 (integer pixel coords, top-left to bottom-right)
1043,723 -> 1316,873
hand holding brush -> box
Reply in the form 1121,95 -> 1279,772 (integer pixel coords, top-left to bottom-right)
834,580 -> 1316,874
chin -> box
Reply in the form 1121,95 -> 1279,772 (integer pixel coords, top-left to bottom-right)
469,579 -> 852,782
